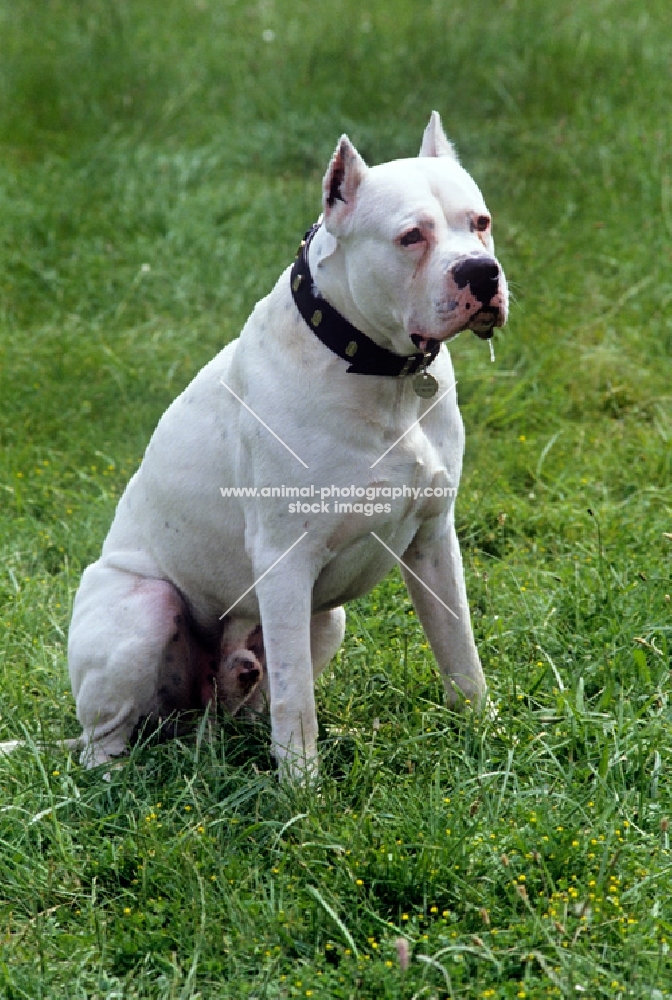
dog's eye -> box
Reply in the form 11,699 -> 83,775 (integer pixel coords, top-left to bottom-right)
472,215 -> 491,233
399,227 -> 424,247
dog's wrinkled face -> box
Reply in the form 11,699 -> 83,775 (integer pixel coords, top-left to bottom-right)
321,111 -> 508,353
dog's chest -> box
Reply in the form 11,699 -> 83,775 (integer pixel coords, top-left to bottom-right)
310,431 -> 454,608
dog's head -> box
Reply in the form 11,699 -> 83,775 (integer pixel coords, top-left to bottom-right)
318,111 -> 508,355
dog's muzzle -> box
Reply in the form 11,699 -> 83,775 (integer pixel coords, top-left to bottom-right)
450,256 -> 506,340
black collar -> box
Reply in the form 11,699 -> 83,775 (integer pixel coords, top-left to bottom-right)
290,221 -> 441,378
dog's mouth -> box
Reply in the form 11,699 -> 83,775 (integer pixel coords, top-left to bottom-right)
468,307 -> 498,340
411,308 -> 500,351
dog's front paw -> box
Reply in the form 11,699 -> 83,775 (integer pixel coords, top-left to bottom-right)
273,741 -> 319,785
443,670 -> 487,711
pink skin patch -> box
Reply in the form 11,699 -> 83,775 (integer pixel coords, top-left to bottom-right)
436,282 -> 488,327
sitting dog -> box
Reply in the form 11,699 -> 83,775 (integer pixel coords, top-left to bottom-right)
66,112 -> 508,778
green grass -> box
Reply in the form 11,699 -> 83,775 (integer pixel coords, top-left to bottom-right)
1,0 -> 671,996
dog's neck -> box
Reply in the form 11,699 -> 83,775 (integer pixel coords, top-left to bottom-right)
293,221 -> 439,379
307,225 -> 408,352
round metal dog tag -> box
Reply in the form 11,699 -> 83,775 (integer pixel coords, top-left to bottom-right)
413,371 -> 439,398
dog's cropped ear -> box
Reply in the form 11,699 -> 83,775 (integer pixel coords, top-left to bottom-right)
419,110 -> 458,160
322,135 -> 368,235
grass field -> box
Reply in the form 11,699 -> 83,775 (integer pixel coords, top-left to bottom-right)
1,0 -> 671,996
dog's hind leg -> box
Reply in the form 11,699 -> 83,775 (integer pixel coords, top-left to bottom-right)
68,562 -> 195,766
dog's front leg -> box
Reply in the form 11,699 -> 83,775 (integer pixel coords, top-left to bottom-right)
254,563 -> 317,782
401,517 -> 486,708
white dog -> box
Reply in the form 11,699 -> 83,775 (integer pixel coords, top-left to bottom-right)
64,112 -> 508,778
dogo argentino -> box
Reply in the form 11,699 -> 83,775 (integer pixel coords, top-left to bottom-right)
67,112 -> 508,778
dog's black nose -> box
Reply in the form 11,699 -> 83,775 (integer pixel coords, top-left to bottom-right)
452,257 -> 500,304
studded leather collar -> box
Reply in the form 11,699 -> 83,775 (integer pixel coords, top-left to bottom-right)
290,221 -> 441,378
